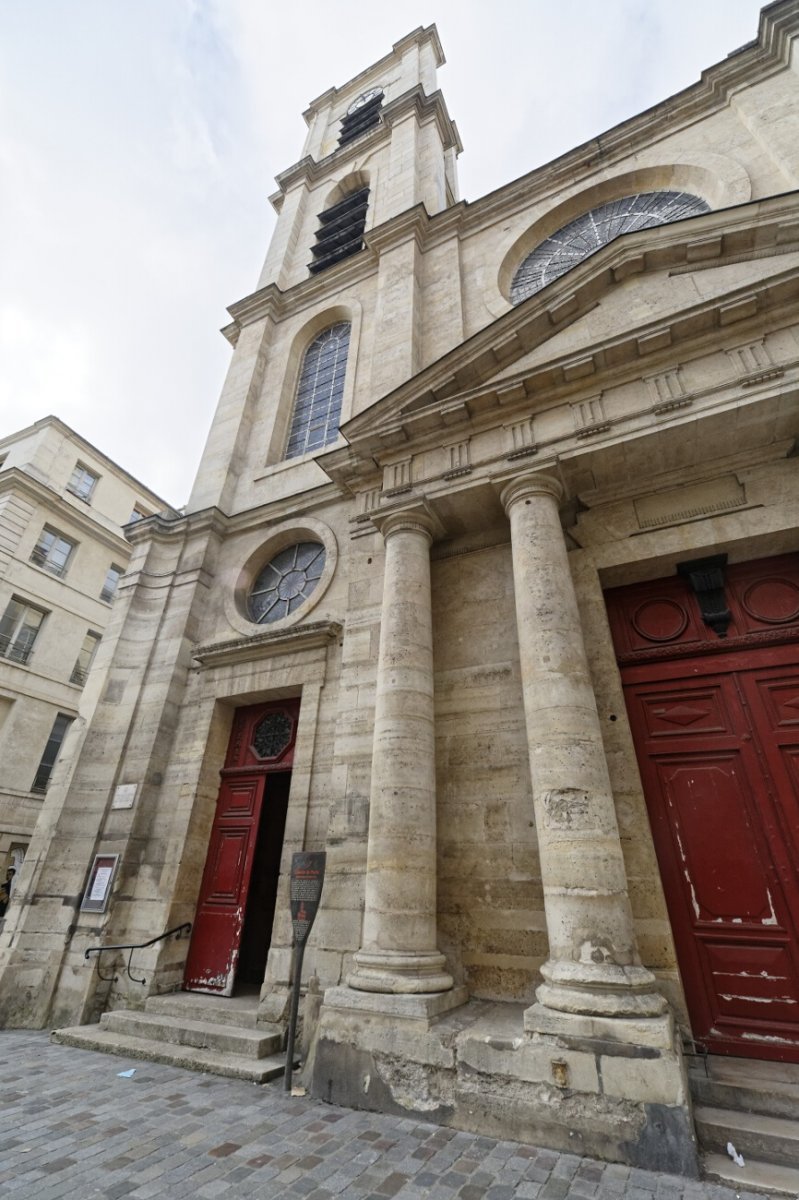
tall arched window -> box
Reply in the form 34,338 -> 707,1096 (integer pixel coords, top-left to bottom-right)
284,323 -> 351,460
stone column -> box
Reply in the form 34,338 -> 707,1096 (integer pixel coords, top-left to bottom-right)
348,509 -> 453,994
500,474 -> 665,1020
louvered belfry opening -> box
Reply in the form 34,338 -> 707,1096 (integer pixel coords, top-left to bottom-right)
338,92 -> 383,148
309,187 -> 369,275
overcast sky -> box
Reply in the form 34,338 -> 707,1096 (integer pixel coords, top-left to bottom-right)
1,0 -> 769,507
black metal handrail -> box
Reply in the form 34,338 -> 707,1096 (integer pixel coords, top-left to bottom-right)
85,922 -> 192,985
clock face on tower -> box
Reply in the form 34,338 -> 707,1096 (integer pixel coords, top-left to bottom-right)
347,87 -> 383,115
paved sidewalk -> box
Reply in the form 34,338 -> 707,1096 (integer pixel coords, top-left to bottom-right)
0,1031 -> 763,1199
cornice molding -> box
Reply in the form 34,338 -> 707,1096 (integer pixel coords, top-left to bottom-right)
224,201 -> 468,341
459,1 -> 799,239
302,25 -> 444,120
381,87 -> 461,155
193,620 -> 342,669
337,193 -> 799,458
0,417 -> 175,512
270,87 -> 460,215
0,468 -> 135,556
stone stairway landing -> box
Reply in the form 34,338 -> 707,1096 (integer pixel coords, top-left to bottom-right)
689,1054 -> 799,1197
51,990 -> 290,1083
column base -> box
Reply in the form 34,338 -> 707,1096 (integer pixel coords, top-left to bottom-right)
324,984 -> 468,1022
348,950 -> 454,994
535,958 -> 667,1018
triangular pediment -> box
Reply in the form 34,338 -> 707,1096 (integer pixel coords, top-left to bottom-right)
489,247 -> 799,385
332,192 -> 799,463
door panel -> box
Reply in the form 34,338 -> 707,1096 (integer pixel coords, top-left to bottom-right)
738,666 -> 799,883
183,775 -> 265,994
625,667 -> 799,1060
183,699 -> 300,996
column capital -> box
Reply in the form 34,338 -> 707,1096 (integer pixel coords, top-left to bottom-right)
371,504 -> 439,545
499,472 -> 563,515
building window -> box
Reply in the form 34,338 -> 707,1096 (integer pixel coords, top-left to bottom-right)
100,563 -> 123,603
67,462 -> 98,501
0,598 -> 47,665
31,713 -> 73,794
248,542 -> 326,624
128,506 -> 148,523
285,323 -> 351,460
30,526 -> 76,578
309,188 -> 369,275
70,630 -> 101,686
510,191 -> 711,304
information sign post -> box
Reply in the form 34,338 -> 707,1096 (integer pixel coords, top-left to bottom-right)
284,851 -> 326,1091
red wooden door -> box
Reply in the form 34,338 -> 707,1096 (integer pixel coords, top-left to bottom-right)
624,658 -> 799,1060
607,555 -> 799,1061
183,774 -> 266,994
183,700 -> 299,995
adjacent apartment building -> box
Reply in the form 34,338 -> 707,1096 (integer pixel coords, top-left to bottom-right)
0,417 -> 172,874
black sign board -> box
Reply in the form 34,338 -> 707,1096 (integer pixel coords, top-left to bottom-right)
284,851 -> 326,1091
289,851 -> 326,946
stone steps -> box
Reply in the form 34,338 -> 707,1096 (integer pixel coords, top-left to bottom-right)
144,991 -> 265,1029
689,1058 -> 799,1121
702,1152 -> 799,1197
52,1023 -> 288,1083
99,1009 -> 281,1058
694,1104 -> 799,1168
688,1056 -> 799,1196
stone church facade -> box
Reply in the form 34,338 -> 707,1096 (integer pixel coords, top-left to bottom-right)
1,3 -> 798,1174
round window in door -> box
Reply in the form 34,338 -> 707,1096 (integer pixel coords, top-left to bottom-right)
248,542 -> 326,624
251,710 -> 294,760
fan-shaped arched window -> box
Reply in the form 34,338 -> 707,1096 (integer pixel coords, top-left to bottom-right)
284,323 -> 351,460
510,191 -> 710,305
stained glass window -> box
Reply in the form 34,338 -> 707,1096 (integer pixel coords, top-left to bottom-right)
285,324 -> 350,459
510,191 -> 710,304
248,542 -> 326,624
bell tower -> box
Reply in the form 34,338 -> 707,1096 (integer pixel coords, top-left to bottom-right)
257,26 -> 461,293
188,25 -> 463,516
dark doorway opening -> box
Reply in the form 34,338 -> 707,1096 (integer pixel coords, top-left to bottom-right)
236,770 -> 291,988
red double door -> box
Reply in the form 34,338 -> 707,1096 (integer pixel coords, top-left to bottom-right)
183,701 -> 298,995
606,556 -> 799,1061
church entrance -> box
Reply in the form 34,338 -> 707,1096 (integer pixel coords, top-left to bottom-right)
183,700 -> 298,995
606,555 -> 799,1062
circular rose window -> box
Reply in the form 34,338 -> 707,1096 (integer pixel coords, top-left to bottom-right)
248,542 -> 326,624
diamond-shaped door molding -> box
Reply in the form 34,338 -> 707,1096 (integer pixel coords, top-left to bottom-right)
652,704 -> 709,726
251,710 -> 294,760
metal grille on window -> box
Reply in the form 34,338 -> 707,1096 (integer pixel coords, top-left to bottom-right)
338,93 -> 383,148
248,542 -> 326,625
510,191 -> 711,305
252,712 -> 293,759
285,324 -> 350,459
70,631 -> 100,686
309,188 -> 369,275
0,598 -> 46,664
30,527 -> 75,577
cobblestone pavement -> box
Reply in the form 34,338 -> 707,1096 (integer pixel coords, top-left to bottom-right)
0,1031 -> 766,1200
